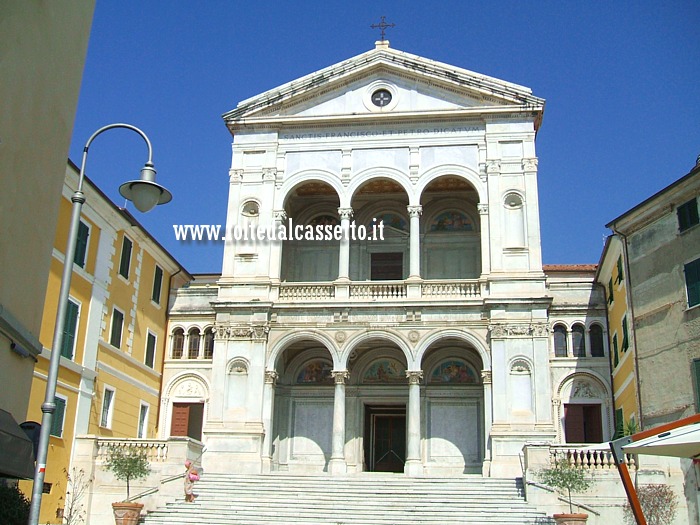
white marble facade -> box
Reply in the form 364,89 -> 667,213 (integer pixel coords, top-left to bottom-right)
162,42 -> 612,478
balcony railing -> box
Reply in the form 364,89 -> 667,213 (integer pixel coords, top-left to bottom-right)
350,281 -> 407,299
278,283 -> 335,300
276,279 -> 482,302
549,444 -> 637,470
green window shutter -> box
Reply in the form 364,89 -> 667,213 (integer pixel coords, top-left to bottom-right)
608,278 -> 614,304
152,266 -> 163,304
613,334 -> 619,368
145,332 -> 156,368
73,221 -> 89,268
685,259 -> 700,308
110,309 -> 124,348
616,256 -> 624,284
622,316 -> 629,352
60,300 -> 79,359
50,397 -> 66,437
119,237 -> 132,279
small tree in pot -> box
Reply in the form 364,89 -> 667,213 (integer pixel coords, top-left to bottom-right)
104,447 -> 151,525
539,458 -> 593,524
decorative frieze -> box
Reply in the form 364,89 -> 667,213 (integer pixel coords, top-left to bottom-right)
489,323 -> 549,338
214,324 -> 270,341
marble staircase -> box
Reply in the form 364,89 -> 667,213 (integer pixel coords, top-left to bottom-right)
140,473 -> 553,525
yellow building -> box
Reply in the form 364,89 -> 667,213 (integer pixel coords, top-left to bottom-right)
596,235 -> 640,437
20,161 -> 190,523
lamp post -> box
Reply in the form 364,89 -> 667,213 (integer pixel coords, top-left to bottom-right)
28,124 -> 171,525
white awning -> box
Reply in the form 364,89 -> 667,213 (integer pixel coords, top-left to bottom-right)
622,423 -> 700,458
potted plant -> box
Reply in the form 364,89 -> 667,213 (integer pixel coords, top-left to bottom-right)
539,457 -> 593,524
104,446 -> 151,525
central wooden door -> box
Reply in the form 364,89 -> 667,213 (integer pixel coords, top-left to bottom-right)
365,406 -> 406,472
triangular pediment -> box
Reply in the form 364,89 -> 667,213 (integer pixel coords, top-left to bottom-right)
223,43 -> 544,127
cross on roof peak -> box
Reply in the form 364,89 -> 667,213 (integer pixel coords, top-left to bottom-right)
371,16 -> 395,42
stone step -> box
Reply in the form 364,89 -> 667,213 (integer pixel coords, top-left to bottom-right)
140,474 -> 552,525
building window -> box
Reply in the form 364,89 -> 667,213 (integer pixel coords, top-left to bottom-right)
109,308 -> 124,349
137,402 -> 149,439
370,252 -> 403,280
74,220 -> 90,268
50,396 -> 67,437
100,387 -> 115,428
615,255 -> 624,284
572,324 -> 586,357
678,197 -> 699,232
622,316 -> 629,352
614,407 -> 625,439
685,258 -> 700,308
553,324 -> 568,357
203,328 -> 215,359
188,328 -> 200,359
172,328 -> 184,359
607,278 -> 614,304
152,265 -> 163,304
145,331 -> 157,368
118,236 -> 133,279
613,334 -> 619,368
60,299 -> 80,359
590,324 -> 605,357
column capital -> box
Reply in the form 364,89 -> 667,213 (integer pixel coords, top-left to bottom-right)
486,159 -> 501,174
332,370 -> 349,384
406,370 -> 423,385
337,207 -> 353,220
264,370 -> 279,385
480,370 -> 492,384
477,203 -> 489,215
273,209 -> 287,222
407,205 -> 423,218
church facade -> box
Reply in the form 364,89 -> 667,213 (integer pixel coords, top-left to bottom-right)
161,42 -> 612,478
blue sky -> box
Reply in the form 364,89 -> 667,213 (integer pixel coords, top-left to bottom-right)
69,1 -> 700,274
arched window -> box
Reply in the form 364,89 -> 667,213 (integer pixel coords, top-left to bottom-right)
554,324 -> 568,357
171,328 -> 184,359
590,324 -> 605,357
203,328 -> 215,359
572,324 -> 586,357
188,328 -> 200,359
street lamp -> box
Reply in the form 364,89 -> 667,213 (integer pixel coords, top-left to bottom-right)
28,123 -> 171,525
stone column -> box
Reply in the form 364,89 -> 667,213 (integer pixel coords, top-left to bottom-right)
270,210 -> 287,283
329,370 -> 349,475
337,207 -> 353,280
407,205 -> 422,279
481,370 -> 493,477
405,370 -> 423,476
477,203 -> 490,275
261,370 -> 278,472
